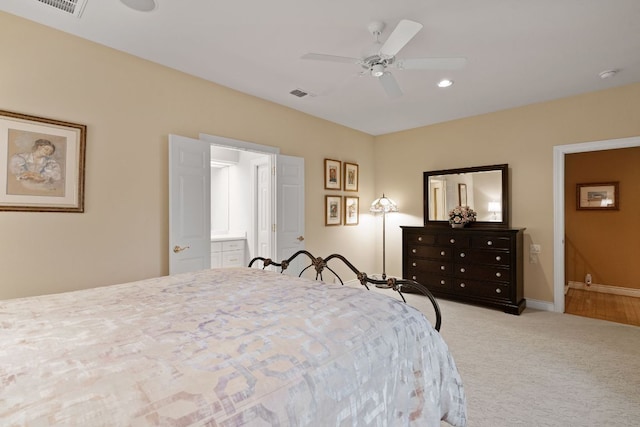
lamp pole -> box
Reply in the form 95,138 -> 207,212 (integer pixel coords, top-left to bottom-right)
370,194 -> 398,281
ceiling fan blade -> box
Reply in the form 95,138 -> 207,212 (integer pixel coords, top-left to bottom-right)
301,53 -> 361,64
378,72 -> 403,99
395,57 -> 468,70
379,19 -> 423,58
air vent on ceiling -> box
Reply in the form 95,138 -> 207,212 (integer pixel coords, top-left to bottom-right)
290,89 -> 308,98
36,0 -> 88,18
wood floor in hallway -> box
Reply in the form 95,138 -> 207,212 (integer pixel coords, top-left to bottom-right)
565,288 -> 640,327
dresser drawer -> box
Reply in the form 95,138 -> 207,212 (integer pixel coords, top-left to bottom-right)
454,279 -> 510,300
407,245 -> 451,259
406,271 -> 453,292
453,263 -> 510,283
470,235 -> 511,250
405,232 -> 436,245
406,258 -> 451,275
437,234 -> 470,247
455,248 -> 510,266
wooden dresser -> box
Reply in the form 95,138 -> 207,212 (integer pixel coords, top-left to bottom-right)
402,226 -> 526,314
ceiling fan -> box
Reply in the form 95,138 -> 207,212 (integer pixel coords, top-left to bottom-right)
301,19 -> 467,98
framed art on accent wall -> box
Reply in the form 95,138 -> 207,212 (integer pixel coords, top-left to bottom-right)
576,182 -> 619,210
0,109 -> 86,212
325,195 -> 342,226
324,159 -> 341,190
344,162 -> 359,192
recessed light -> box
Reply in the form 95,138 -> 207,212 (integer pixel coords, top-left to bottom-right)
437,79 -> 454,88
120,0 -> 157,12
599,69 -> 619,79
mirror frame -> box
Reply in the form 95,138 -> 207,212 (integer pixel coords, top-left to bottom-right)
423,163 -> 509,228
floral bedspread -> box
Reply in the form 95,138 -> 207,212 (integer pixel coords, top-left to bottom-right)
0,267 -> 466,426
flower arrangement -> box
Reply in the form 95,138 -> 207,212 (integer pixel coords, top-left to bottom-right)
449,206 -> 477,226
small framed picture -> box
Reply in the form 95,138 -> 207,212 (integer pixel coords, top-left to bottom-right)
344,196 -> 359,225
324,159 -> 341,190
576,182 -> 619,210
325,195 -> 342,226
344,162 -> 359,192
0,109 -> 86,212
458,183 -> 467,206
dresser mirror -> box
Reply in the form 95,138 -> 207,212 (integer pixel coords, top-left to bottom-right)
423,164 -> 509,227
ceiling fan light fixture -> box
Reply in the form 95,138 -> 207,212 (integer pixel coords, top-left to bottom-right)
371,64 -> 385,77
437,79 -> 454,88
120,0 -> 157,12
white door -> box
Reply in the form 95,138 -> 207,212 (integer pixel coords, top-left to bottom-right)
255,159 -> 272,259
276,154 -> 305,275
169,135 -> 211,275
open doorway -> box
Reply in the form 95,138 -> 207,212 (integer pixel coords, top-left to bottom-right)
553,135 -> 640,313
169,134 -> 305,275
210,145 -> 271,266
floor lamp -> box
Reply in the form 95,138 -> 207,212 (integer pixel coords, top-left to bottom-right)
370,194 -> 398,280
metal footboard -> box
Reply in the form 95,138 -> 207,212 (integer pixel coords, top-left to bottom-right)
249,250 -> 442,331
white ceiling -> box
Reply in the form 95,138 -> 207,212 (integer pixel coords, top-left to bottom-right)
2,0 -> 640,135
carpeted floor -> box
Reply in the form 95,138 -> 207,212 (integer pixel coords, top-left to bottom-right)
369,287 -> 640,427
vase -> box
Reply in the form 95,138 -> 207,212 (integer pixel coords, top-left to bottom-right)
451,223 -> 464,228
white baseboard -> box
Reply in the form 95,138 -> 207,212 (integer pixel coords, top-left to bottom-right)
525,298 -> 555,312
568,281 -> 640,298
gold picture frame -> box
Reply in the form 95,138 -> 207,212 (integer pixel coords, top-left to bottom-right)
344,196 -> 359,225
325,195 -> 342,226
0,110 -> 86,212
344,162 -> 359,192
324,158 -> 341,190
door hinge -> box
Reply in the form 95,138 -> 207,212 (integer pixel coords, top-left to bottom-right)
272,166 -> 276,175
272,224 -> 276,232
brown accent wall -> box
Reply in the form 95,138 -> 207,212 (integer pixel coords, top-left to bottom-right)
565,147 -> 640,289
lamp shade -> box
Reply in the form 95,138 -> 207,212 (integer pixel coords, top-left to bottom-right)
370,194 -> 398,213
488,202 -> 501,212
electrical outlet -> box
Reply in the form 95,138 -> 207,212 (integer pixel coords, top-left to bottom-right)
530,244 -> 541,254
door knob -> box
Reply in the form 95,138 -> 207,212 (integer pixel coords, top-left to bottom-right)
173,245 -> 190,253
297,236 -> 305,241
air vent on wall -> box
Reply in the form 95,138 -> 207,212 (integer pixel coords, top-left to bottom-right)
35,0 -> 88,18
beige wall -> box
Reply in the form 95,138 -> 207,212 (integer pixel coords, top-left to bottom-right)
375,83 -> 640,302
565,147 -> 640,289
3,12 -> 640,305
0,12 -> 376,299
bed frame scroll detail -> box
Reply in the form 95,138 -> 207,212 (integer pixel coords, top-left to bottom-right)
249,250 -> 442,331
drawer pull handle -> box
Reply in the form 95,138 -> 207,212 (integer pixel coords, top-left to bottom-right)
440,265 -> 446,270
412,275 -> 417,280
440,280 -> 446,285
412,249 -> 417,253
496,256 -> 501,261
412,262 -> 417,267
418,236 -> 423,241
496,272 -> 502,278
460,283 -> 466,288
487,240 -> 493,246
496,288 -> 502,294
450,238 -> 455,244
460,252 -> 465,258
460,268 -> 466,273
440,251 -> 446,256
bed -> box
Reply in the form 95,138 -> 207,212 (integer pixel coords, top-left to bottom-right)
0,257 -> 466,426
